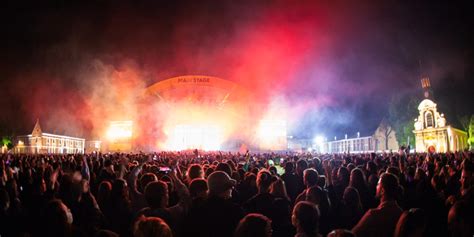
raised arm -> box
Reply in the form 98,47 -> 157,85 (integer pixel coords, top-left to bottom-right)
322,159 -> 333,187
169,164 -> 191,213
81,156 -> 90,181
127,159 -> 145,194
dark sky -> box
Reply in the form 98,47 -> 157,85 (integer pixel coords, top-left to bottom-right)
1,0 -> 473,140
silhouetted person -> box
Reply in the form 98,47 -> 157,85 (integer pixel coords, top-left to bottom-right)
339,187 -> 363,230
352,172 -> 403,237
448,200 -> 474,237
234,213 -> 272,237
281,162 -> 299,202
133,216 -> 173,237
326,229 -> 355,237
292,201 -> 321,237
394,208 -> 427,237
40,199 -> 78,237
186,171 -> 243,237
244,169 -> 277,218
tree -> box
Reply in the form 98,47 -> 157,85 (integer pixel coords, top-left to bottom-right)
458,115 -> 474,151
469,116 -> 474,150
459,115 -> 470,132
1,136 -> 13,150
378,118 -> 393,150
388,93 -> 419,148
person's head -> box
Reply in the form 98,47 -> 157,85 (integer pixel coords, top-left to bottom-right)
0,189 -> 10,212
95,230 -> 119,237
104,159 -> 114,172
285,162 -> 295,174
133,216 -> 172,237
343,187 -> 363,211
366,161 -> 377,174
269,166 -> 277,176
296,159 -> 308,176
306,185 -> 323,205
394,208 -> 426,237
349,168 -> 367,188
189,178 -> 208,199
431,174 -> 446,192
292,201 -> 320,236
327,229 -> 355,237
43,199 -> 73,236
97,181 -> 112,203
187,164 -> 204,183
207,171 -> 236,199
32,177 -> 47,195
139,173 -> 158,193
257,169 -> 275,193
111,179 -> 129,202
460,161 -> 474,196
144,181 -> 169,209
376,173 -> 400,201
387,166 -> 401,177
81,179 -> 90,194
216,163 -> 232,177
337,167 -> 350,185
448,200 -> 474,237
234,213 -> 272,237
204,167 -> 214,178
303,168 -> 319,188
243,172 -> 257,187
414,168 -> 426,181
270,178 -> 289,199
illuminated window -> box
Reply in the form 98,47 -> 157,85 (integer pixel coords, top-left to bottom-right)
425,111 -> 434,128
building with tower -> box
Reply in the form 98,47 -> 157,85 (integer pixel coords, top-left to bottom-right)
15,120 -> 85,154
413,77 -> 468,152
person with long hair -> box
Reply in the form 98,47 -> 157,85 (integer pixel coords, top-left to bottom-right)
270,178 -> 290,201
339,187 -> 364,229
349,168 -> 374,210
108,179 -> 132,237
133,216 -> 172,237
292,201 -> 321,237
235,213 -> 272,237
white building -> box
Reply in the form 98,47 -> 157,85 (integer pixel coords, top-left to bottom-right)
413,77 -> 468,153
413,99 -> 467,152
320,119 -> 399,153
15,120 -> 85,154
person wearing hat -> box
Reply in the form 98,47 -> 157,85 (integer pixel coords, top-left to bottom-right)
185,171 -> 244,237
207,170 -> 236,198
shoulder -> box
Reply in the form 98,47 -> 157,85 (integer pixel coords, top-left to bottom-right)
359,208 -> 380,222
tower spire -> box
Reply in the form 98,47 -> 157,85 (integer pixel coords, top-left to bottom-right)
418,60 -> 432,99
32,118 -> 42,137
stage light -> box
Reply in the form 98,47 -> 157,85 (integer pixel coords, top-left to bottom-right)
313,135 -> 325,153
165,124 -> 223,151
313,135 -> 325,146
257,119 -> 287,150
106,121 -> 133,141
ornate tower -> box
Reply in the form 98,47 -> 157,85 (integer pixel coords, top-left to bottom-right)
420,76 -> 433,99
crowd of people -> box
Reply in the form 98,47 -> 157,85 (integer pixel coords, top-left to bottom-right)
0,149 -> 473,237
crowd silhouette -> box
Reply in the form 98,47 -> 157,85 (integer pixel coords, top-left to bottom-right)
0,149 -> 473,237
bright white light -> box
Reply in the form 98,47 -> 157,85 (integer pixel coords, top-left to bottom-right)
166,124 -> 223,151
106,121 -> 133,141
314,135 -> 325,146
257,119 -> 287,150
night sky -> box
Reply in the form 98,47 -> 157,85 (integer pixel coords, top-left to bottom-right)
1,1 -> 473,140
